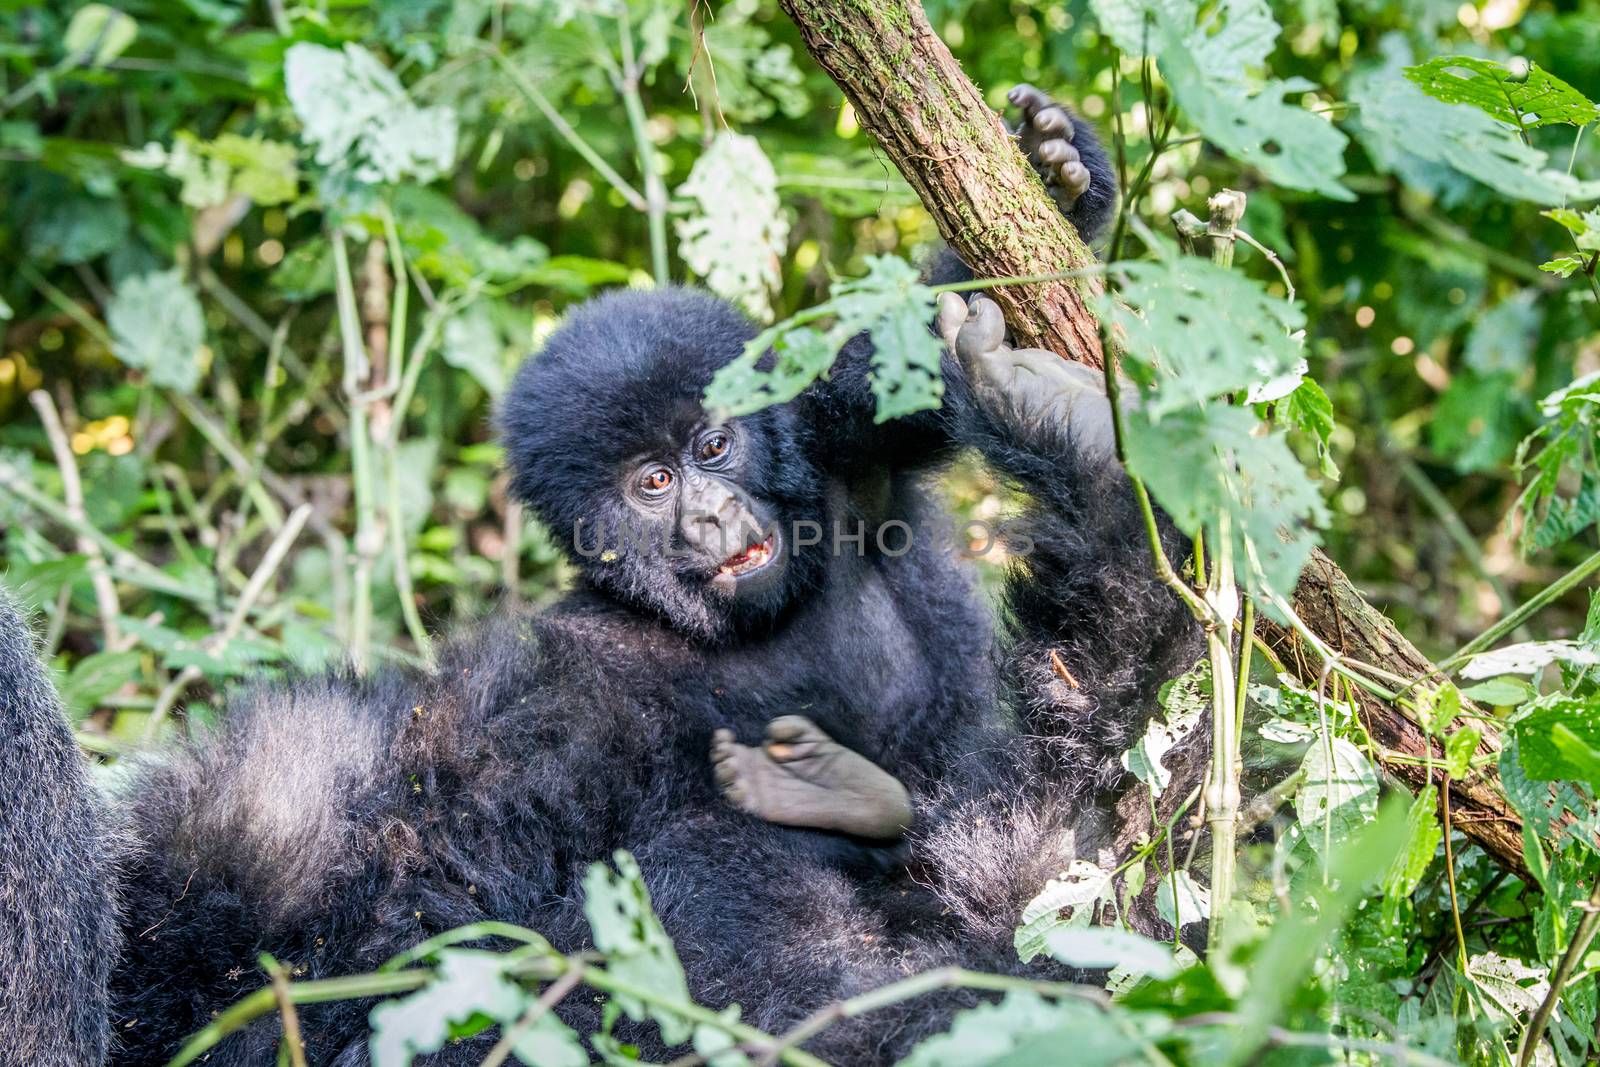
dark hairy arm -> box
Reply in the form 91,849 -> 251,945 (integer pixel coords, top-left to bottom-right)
0,594 -> 119,1067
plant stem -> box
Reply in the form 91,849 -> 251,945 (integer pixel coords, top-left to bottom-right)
615,4 -> 670,284
1440,546 -> 1600,672
476,44 -> 648,213
1516,879 -> 1600,1067
332,230 -> 379,673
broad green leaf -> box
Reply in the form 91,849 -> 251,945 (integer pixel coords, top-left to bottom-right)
284,43 -> 458,184
442,306 -> 509,396
1461,677 -> 1537,707
1380,785 -> 1441,925
1124,404 -> 1327,607
865,297 -> 945,422
391,186 -> 550,287
1462,291 -> 1540,375
1351,73 -> 1600,203
1295,731 -> 1379,851
123,132 -> 299,210
899,990 -> 1163,1067
1461,640 -> 1600,679
26,192 -> 129,265
583,851 -> 694,1045
107,269 -> 206,393
65,4 -> 138,67
676,132 -> 790,322
1103,256 -> 1308,415
1500,734 -> 1597,839
1155,870 -> 1210,929
1090,0 -> 1352,198
1514,698 -> 1600,787
1014,860 -> 1115,962
368,950 -> 579,1066
1405,56 -> 1600,129
1543,208 -> 1600,251
1541,255 -> 1588,278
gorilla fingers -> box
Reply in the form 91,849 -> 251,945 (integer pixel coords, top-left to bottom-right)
936,292 -> 1121,462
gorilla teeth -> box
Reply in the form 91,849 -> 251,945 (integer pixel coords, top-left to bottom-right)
719,536 -> 774,576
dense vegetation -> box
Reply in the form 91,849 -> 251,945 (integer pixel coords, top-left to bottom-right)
2,0 -> 1600,1062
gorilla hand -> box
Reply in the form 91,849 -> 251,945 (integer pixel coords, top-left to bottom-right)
937,292 -> 1120,463
1009,83 -> 1093,216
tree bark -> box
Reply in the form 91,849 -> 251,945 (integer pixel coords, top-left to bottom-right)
776,0 -> 1526,878
775,0 -> 1104,366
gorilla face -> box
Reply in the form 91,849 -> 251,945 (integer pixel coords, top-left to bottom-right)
499,287 -> 827,641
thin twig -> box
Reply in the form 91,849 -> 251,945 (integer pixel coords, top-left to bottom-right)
29,390 -> 123,649
478,967 -> 585,1067
267,960 -> 309,1067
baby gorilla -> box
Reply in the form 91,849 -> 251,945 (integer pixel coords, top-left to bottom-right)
707,290 -> 1125,848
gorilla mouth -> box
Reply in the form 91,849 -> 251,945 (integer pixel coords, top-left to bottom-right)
719,534 -> 776,577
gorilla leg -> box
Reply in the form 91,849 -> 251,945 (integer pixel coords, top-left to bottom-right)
0,594 -> 119,1066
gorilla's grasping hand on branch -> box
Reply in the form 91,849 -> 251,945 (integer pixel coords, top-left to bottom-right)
0,86 -> 1201,1066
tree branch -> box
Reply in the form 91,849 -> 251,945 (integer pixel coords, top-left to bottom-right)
775,0 -> 1525,878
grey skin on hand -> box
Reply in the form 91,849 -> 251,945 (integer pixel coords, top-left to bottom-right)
937,292 -> 1121,463
1009,83 -> 1093,213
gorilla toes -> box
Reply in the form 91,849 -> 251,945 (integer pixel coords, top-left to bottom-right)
1008,83 -> 1094,214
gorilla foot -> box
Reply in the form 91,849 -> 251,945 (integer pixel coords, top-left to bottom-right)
1009,83 -> 1092,214
711,716 -> 912,840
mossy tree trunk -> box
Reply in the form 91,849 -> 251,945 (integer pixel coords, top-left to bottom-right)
776,0 -> 1526,877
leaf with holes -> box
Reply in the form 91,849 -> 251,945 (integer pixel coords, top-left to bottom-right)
583,851 -> 694,1045
676,131 -> 790,322
1405,55 -> 1599,129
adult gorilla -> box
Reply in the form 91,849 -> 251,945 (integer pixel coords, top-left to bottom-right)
0,87 -> 1199,1065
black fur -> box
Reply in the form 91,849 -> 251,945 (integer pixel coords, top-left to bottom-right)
0,108 -> 1204,1066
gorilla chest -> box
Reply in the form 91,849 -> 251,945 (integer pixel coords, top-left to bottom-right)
700,566 -> 940,741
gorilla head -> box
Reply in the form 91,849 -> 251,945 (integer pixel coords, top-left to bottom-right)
499,287 -> 827,642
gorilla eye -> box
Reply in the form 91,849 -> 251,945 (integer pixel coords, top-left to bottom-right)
698,430 -> 731,461
640,467 -> 674,495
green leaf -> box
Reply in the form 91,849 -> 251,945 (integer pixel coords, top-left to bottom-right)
1461,640 -> 1600,679
1047,928 -> 1182,980
107,269 -> 206,393
1443,724 -> 1481,779
1295,731 -> 1379,852
58,650 -> 142,718
26,191 -> 129,265
1351,73 -> 1600,203
676,131 -> 790,321
1124,404 -> 1327,607
1276,376 -> 1338,479
65,4 -> 138,67
1091,0 -> 1352,198
369,950 -> 558,1066
899,990 -> 1164,1067
866,297 -> 945,423
1541,255 -> 1588,278
1104,256 -> 1308,415
1543,208 -> 1600,251
1124,660 -> 1209,797
1380,785 -> 1441,925
704,255 -> 938,420
1461,677 -> 1536,707
583,850 -> 694,1046
1514,698 -> 1600,788
284,43 -> 458,185
442,306 -> 509,396
1155,870 -> 1210,929
1404,55 -> 1600,129
1014,860 -> 1115,963
1462,291 -> 1540,375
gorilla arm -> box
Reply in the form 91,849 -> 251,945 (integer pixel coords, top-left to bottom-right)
938,295 -> 1205,800
0,595 -> 118,1067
